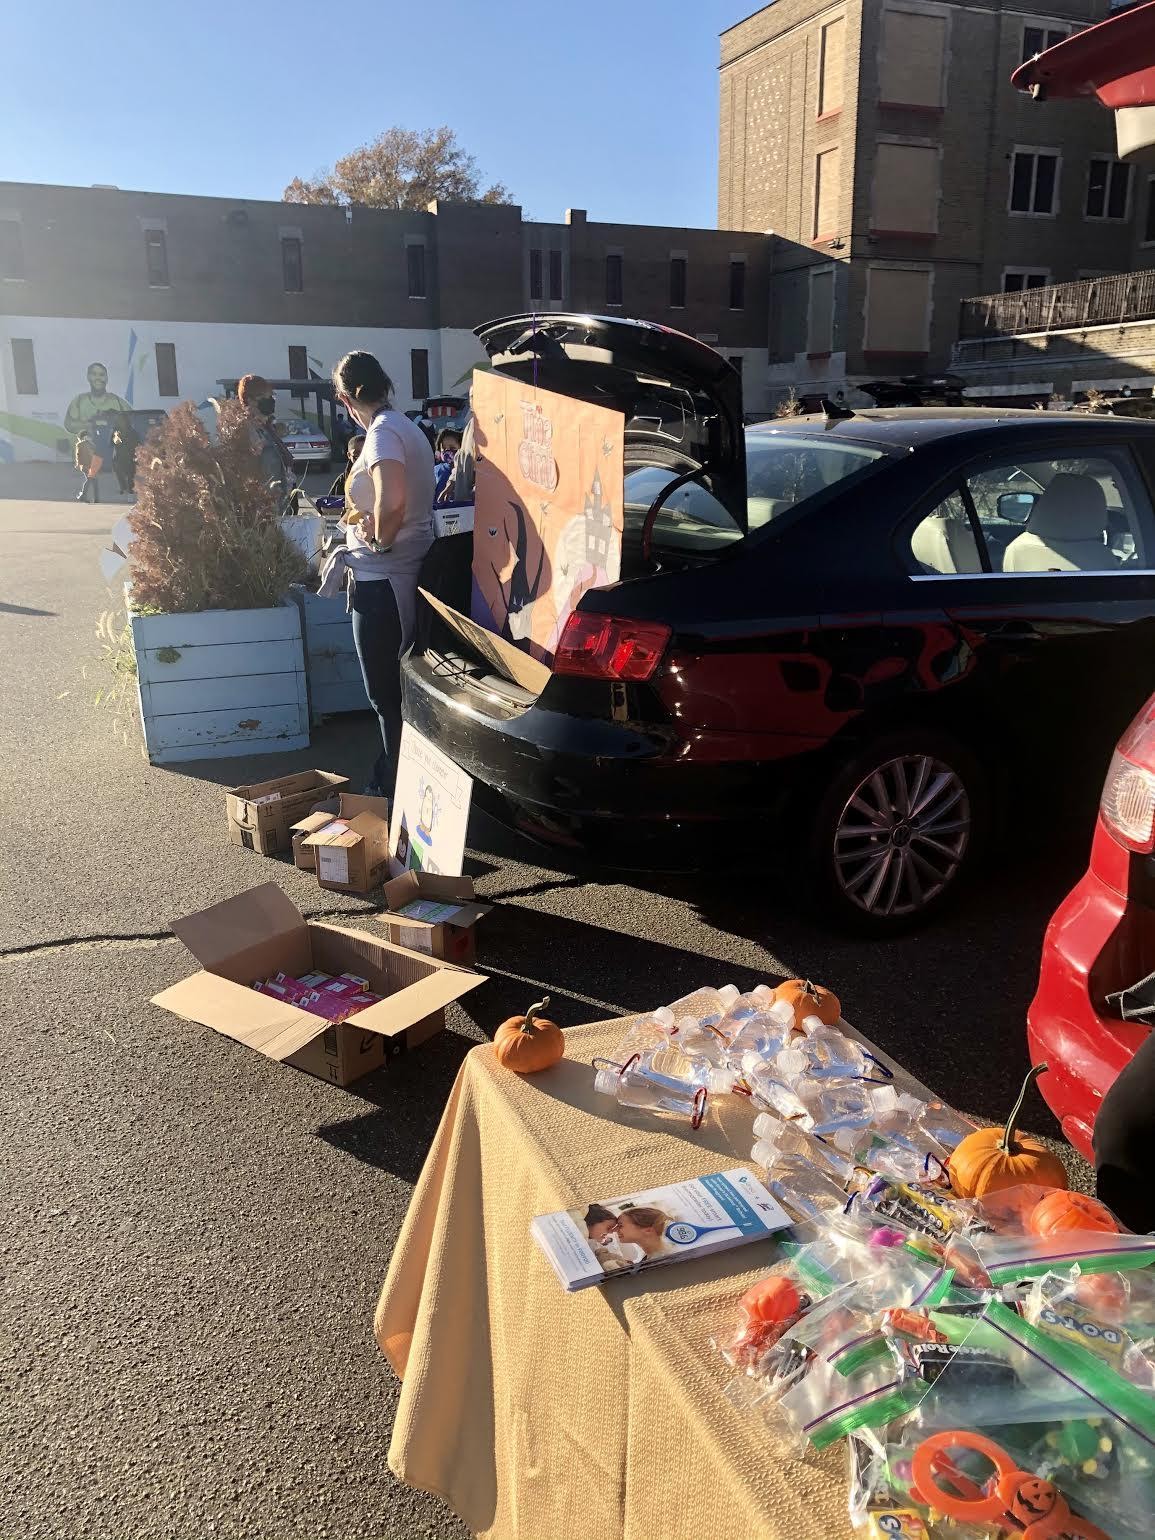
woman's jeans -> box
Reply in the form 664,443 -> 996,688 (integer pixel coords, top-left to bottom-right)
350,577 -> 403,792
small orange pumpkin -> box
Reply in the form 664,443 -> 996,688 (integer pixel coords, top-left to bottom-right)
493,997 -> 565,1074
948,1065 -> 1069,1200
772,978 -> 841,1031
1028,1189 -> 1118,1238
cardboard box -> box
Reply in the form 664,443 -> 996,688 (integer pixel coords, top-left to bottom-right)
381,871 -> 491,964
153,883 -> 484,1087
226,770 -> 349,857
290,803 -> 342,871
301,794 -> 391,893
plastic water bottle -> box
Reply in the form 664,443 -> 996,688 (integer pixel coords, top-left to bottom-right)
666,984 -> 740,1034
615,1005 -> 678,1061
727,998 -> 795,1060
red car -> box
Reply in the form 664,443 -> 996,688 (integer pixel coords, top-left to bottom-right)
1029,692 -> 1155,1159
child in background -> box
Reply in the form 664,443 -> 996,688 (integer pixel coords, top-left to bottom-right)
433,428 -> 462,502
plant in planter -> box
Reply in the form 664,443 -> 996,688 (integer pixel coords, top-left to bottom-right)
125,401 -> 311,764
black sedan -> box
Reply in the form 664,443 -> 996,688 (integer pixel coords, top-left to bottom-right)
405,315 -> 1155,932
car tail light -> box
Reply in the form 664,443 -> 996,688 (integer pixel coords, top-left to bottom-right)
553,613 -> 670,682
1101,693 -> 1155,852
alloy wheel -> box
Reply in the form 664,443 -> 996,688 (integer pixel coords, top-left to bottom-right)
832,754 -> 971,918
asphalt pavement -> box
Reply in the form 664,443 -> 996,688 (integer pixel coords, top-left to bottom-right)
0,464 -> 1093,1539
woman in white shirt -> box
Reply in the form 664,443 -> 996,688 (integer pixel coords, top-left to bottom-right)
332,352 -> 436,794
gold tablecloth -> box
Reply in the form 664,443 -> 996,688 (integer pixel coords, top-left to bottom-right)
375,1012 -> 932,1540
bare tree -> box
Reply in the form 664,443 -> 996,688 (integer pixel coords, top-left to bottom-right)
284,126 -> 511,210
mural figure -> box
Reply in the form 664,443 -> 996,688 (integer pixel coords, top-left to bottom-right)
64,363 -> 131,438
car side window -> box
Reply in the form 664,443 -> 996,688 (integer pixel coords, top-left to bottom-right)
965,450 -> 1153,574
910,490 -> 984,575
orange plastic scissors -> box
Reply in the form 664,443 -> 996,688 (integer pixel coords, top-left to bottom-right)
909,1430 -> 1111,1539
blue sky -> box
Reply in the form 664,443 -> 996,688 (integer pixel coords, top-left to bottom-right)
0,1 -> 752,228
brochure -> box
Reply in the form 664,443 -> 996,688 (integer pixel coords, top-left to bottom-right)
530,1168 -> 793,1292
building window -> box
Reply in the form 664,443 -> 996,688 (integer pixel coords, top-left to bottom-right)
1086,157 -> 1131,220
727,354 -> 744,376
410,348 -> 430,401
529,248 -> 543,301
807,267 -> 835,353
406,243 -> 426,299
1145,177 -> 1155,245
145,229 -> 169,287
287,345 -> 308,380
1003,269 -> 1050,292
605,253 -> 623,306
0,219 -> 25,280
872,142 -> 939,234
814,146 -> 841,239
11,338 -> 37,395
281,236 -> 303,292
549,249 -> 563,300
729,259 -> 746,310
818,16 -> 845,116
1009,149 -> 1060,215
155,342 -> 179,397
878,9 -> 946,109
865,266 -> 931,354
1022,22 -> 1069,63
669,256 -> 687,308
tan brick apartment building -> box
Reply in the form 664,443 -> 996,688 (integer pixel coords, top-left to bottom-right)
720,0 -> 1151,402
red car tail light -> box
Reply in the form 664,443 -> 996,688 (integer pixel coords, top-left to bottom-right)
553,613 -> 671,682
1101,693 -> 1155,852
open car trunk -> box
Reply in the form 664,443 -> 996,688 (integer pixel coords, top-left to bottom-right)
412,314 -> 748,703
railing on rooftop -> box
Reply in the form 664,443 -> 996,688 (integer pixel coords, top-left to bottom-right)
958,270 -> 1155,341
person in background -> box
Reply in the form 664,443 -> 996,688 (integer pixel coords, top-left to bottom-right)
74,432 -> 101,503
433,427 -> 462,501
111,413 -> 141,495
64,362 -> 130,439
238,374 -> 293,508
332,351 -> 435,796
438,404 -> 476,505
327,432 -> 365,500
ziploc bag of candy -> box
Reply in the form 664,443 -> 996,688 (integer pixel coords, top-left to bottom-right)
1022,1269 -> 1155,1390
847,1429 -> 939,1539
972,1228 -> 1155,1286
777,1349 -> 930,1453
910,1297 -> 1155,1540
848,1171 -> 979,1241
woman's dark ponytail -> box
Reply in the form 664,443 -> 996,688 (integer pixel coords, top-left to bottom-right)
333,351 -> 393,406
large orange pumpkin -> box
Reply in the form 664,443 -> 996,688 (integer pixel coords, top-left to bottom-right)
947,1065 -> 1068,1200
493,997 -> 565,1074
772,978 -> 841,1031
1028,1190 -> 1118,1238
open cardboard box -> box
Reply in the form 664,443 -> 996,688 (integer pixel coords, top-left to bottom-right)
227,770 -> 349,857
291,793 -> 388,875
301,794 -> 391,893
381,871 -> 491,965
420,588 -> 550,695
153,883 -> 484,1087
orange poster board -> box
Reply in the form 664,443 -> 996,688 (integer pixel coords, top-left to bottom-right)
470,370 -> 625,665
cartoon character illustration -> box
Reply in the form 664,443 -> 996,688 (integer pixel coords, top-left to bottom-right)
64,363 -> 131,438
546,469 -> 622,652
415,783 -> 436,846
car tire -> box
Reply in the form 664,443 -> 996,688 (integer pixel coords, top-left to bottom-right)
808,729 -> 989,936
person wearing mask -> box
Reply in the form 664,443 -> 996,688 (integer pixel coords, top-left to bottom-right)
438,402 -> 476,506
237,374 -> 293,507
332,351 -> 435,796
327,433 -> 365,499
433,427 -> 462,501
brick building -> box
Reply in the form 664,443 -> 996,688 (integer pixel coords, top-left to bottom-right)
719,0 -> 1149,402
0,184 -> 771,463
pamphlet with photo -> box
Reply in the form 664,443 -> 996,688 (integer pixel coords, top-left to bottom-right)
530,1168 -> 792,1292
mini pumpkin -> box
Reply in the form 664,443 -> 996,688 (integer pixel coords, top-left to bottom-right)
772,977 -> 841,1031
493,997 -> 565,1074
1028,1190 -> 1118,1238
947,1065 -> 1069,1200
1000,1473 -> 1060,1528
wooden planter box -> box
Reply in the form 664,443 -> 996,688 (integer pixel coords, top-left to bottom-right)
291,587 -> 369,722
132,603 -> 310,764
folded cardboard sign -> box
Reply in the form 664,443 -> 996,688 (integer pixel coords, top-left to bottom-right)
226,770 -> 349,856
301,794 -> 391,892
380,871 -> 491,964
153,883 -> 485,1086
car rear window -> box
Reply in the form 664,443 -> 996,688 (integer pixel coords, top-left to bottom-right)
623,435 -> 887,555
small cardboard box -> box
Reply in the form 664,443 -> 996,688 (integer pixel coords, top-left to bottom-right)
289,792 -> 379,871
227,770 -> 349,857
380,872 -> 491,964
302,794 -> 391,893
153,883 -> 484,1087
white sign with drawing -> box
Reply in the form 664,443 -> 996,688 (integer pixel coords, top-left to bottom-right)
388,724 -> 474,877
